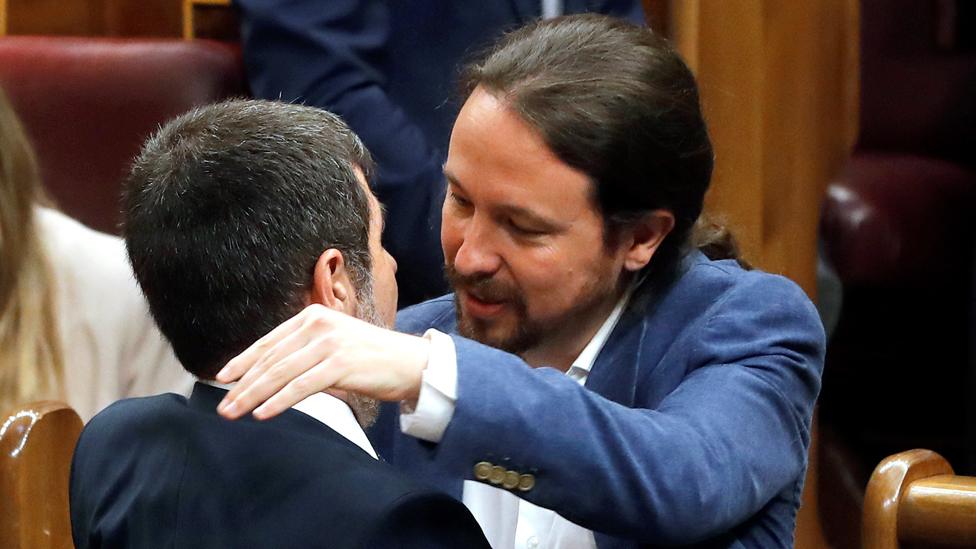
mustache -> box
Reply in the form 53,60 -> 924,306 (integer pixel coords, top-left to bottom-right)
445,265 -> 518,303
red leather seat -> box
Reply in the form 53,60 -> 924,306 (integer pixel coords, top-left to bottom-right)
817,1 -> 976,546
0,37 -> 245,233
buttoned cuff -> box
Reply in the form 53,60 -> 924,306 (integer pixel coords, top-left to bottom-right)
399,329 -> 458,443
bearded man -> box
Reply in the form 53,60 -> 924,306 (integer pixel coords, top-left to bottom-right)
217,16 -> 825,548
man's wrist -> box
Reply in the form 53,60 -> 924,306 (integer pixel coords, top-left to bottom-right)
399,329 -> 459,443
399,333 -> 430,402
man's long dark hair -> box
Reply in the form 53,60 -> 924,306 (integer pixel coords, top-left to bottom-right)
461,15 -> 744,286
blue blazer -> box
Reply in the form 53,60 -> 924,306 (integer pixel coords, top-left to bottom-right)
70,383 -> 490,548
380,252 -> 825,548
235,0 -> 644,306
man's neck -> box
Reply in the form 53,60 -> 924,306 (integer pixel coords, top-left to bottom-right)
519,288 -> 628,372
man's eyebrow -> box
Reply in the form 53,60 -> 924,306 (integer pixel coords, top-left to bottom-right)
444,167 -> 564,229
379,202 -> 388,232
443,167 -> 464,192
497,203 -> 564,229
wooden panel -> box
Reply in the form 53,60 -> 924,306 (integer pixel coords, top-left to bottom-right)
4,0 -> 105,36
670,0 -> 859,296
0,401 -> 83,549
101,0 -> 181,37
183,0 -> 236,41
2,0 -> 180,37
670,2 -> 859,548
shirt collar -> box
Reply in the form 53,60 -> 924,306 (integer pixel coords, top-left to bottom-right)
566,284 -> 635,381
200,379 -> 378,459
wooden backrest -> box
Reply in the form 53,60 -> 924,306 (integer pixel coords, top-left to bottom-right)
0,401 -> 83,549
863,448 -> 976,548
182,0 -> 236,41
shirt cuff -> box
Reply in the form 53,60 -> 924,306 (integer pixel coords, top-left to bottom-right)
399,329 -> 459,443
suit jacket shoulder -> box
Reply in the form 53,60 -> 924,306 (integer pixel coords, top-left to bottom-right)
396,294 -> 456,334
386,252 -> 824,547
71,388 -> 488,548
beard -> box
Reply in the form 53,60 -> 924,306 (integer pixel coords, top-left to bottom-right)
446,264 -> 541,355
345,274 -> 381,430
445,262 -> 626,360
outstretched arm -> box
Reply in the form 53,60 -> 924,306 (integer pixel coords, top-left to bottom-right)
215,277 -> 824,544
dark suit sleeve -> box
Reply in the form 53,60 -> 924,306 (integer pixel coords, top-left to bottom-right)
234,0 -> 447,306
360,491 -> 490,549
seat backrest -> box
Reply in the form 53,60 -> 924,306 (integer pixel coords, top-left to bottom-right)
863,448 -> 976,548
0,401 -> 83,549
0,37 -> 245,234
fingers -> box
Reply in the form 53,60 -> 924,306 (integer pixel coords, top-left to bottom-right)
252,357 -> 345,420
218,326 -> 317,419
217,305 -> 340,419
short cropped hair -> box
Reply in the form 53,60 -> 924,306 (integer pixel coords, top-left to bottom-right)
123,99 -> 374,378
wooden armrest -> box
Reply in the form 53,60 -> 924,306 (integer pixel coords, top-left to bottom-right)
863,448 -> 976,548
899,474 -> 976,545
0,401 -> 83,549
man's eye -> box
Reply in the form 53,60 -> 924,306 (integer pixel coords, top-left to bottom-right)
508,220 -> 546,237
450,192 -> 472,208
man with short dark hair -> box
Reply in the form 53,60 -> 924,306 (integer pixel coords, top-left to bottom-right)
69,99 -> 490,549
216,16 -> 825,548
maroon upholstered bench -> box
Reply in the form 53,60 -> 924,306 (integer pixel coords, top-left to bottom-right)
0,37 -> 245,234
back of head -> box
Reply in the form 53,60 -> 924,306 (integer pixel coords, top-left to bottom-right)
462,15 -> 739,283
123,99 -> 373,379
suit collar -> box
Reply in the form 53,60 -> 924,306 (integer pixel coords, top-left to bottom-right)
197,380 -> 378,458
188,382 -> 370,456
584,250 -> 705,406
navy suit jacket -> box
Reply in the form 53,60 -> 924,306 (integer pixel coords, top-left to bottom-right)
235,0 -> 644,306
376,252 -> 826,548
70,383 -> 490,549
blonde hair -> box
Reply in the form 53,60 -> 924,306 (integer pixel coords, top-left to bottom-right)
0,88 -> 63,413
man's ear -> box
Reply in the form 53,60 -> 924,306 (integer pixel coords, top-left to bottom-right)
310,249 -> 356,314
621,210 -> 676,272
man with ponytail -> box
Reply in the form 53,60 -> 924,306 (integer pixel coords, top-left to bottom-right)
216,15 -> 824,548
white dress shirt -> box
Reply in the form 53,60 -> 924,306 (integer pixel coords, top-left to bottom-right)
202,380 -> 377,458
39,207 -> 192,422
400,292 -> 632,549
541,0 -> 564,20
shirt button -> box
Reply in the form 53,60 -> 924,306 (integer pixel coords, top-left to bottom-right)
527,535 -> 539,549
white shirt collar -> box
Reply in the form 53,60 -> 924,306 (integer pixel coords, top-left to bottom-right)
200,379 -> 378,459
565,285 -> 634,384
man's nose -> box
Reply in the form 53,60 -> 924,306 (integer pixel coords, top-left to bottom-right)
453,220 -> 502,277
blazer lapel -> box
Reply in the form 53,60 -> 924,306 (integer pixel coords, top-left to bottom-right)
584,299 -> 647,407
